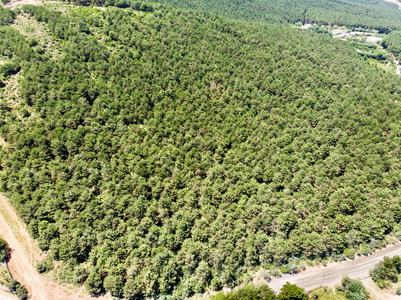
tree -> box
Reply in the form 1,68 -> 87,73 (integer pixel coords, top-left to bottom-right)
0,238 -> 9,261
278,282 -> 308,300
85,271 -> 104,295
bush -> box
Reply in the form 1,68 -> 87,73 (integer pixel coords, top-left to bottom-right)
344,248 -> 355,260
361,244 -> 372,256
262,272 -> 271,282
278,282 -> 308,300
211,284 -> 277,300
15,285 -> 28,300
7,279 -> 28,300
0,238 -> 9,261
370,256 -> 401,288
271,269 -> 281,278
245,275 -> 253,284
36,260 -> 53,274
396,286 -> 401,295
340,276 -> 369,300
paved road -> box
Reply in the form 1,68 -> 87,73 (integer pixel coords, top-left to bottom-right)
268,243 -> 401,292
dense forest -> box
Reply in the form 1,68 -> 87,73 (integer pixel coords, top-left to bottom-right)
134,0 -> 401,33
2,1 -> 401,298
382,30 -> 401,60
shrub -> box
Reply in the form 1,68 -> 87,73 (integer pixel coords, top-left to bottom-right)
36,260 -> 53,274
370,256 -> 401,288
396,286 -> 401,295
278,282 -> 308,300
361,244 -> 372,256
7,279 -> 28,300
0,238 -> 8,261
15,285 -> 28,300
262,271 -> 271,282
270,269 -> 281,278
340,276 -> 369,300
344,248 -> 355,260
211,284 -> 277,300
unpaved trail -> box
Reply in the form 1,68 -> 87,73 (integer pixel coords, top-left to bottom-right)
3,0 -> 45,9
395,60 -> 401,75
0,193 -> 105,300
0,289 -> 17,300
0,194 -> 49,300
268,242 -> 401,293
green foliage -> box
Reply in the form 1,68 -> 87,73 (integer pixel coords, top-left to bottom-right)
370,256 -> 401,288
143,0 -> 401,32
85,271 -> 104,295
7,279 -> 28,300
396,286 -> 401,295
211,284 -> 277,300
2,3 -> 401,298
310,286 -> 347,300
36,260 -> 53,273
382,30 -> 401,60
338,276 -> 369,300
343,248 -> 355,260
0,238 -> 8,262
278,282 -> 308,300
0,7 -> 16,26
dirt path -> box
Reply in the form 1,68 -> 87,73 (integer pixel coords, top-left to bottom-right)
0,289 -> 17,300
268,242 -> 401,293
0,195 -> 48,299
395,60 -> 401,75
3,0 -> 45,9
0,194 -> 105,300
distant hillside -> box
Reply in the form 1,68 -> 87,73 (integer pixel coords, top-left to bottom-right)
2,2 -> 401,298
135,0 -> 401,32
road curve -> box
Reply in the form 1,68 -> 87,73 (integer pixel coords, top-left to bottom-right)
268,243 -> 401,292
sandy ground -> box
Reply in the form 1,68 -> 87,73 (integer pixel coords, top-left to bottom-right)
0,193 -> 108,300
0,288 -> 17,300
3,0 -> 45,9
267,242 -> 401,295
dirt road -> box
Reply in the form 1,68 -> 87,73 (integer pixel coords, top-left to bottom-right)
395,60 -> 401,75
268,243 -> 401,293
3,0 -> 47,9
0,289 -> 16,300
0,194 -> 105,300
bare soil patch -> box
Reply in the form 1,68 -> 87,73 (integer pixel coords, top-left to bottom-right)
4,0 -> 45,9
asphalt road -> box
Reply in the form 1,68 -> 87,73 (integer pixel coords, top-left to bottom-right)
268,243 -> 401,292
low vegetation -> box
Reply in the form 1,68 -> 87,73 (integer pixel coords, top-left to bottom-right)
211,282 -> 307,300
7,279 -> 28,300
335,276 -> 369,300
309,286 -> 347,300
114,0 -> 401,33
370,255 -> 401,288
0,237 -> 8,262
382,30 -> 401,60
